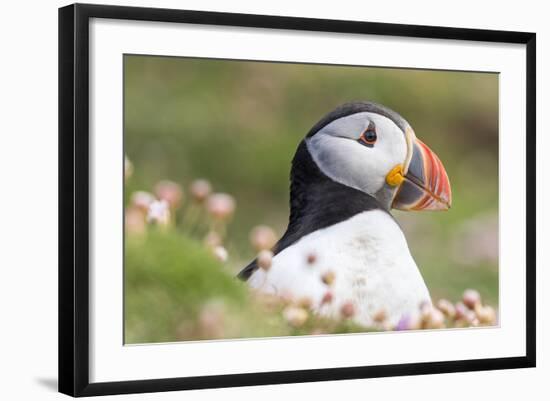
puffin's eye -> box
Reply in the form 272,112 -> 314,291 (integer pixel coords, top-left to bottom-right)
359,129 -> 377,147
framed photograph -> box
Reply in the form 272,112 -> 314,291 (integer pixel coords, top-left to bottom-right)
58,3 -> 536,397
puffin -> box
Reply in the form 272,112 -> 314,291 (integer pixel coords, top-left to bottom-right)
238,101 -> 452,327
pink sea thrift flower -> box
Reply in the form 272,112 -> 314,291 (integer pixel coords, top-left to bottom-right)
147,199 -> 170,225
206,193 -> 236,220
154,180 -> 183,209
190,179 -> 212,203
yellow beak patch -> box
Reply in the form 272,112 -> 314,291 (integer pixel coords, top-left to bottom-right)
386,164 -> 405,187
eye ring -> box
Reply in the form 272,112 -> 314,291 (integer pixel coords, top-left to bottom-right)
359,128 -> 377,146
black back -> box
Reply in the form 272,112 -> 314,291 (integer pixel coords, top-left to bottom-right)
237,140 -> 385,280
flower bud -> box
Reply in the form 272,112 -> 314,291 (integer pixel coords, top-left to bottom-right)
340,301 -> 355,318
249,225 -> 277,251
131,191 -> 155,212
436,299 -> 456,319
373,309 -> 387,323
146,200 -> 170,226
321,271 -> 336,286
462,289 -> 481,310
306,253 -> 317,265
476,305 -> 497,325
257,250 -> 274,271
321,291 -> 333,305
206,193 -> 236,220
395,314 -> 419,331
283,306 -> 308,327
424,308 -> 445,329
454,302 -> 468,320
212,246 -> 228,263
190,179 -> 212,203
154,180 -> 183,209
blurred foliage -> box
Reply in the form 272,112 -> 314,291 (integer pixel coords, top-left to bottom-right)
124,55 -> 499,343
125,230 -> 370,343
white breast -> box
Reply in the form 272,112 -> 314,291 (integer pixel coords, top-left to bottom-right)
248,210 -> 431,326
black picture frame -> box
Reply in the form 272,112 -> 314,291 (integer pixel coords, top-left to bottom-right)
58,3 -> 536,397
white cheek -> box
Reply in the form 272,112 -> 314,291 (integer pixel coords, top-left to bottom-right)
307,135 -> 379,194
307,133 -> 406,195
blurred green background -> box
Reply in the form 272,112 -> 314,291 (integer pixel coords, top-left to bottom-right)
124,55 -> 499,343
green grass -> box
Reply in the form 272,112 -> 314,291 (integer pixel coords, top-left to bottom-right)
125,229 -> 280,343
125,230 -> 369,343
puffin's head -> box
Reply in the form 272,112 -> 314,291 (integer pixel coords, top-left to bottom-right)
305,101 -> 451,211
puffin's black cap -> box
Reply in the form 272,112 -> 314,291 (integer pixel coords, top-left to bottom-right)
306,101 -> 411,138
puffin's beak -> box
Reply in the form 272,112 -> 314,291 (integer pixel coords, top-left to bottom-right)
391,138 -> 452,211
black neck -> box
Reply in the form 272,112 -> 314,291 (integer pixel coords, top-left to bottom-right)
283,141 -> 385,251
237,140 -> 385,281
